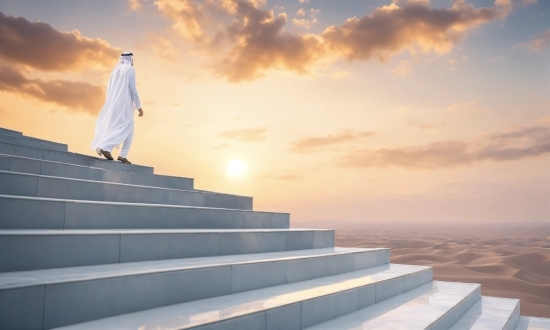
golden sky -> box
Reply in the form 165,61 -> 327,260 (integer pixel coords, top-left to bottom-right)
0,0 -> 549,225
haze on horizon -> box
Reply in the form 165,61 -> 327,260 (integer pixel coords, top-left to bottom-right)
0,0 -> 548,226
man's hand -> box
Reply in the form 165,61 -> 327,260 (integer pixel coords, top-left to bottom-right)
138,108 -> 144,117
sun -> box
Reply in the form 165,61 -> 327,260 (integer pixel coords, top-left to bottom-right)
226,159 -> 248,177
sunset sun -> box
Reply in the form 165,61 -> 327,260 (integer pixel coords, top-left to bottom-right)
226,159 -> 247,177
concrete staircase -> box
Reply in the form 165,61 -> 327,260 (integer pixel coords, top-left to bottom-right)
0,126 -> 548,330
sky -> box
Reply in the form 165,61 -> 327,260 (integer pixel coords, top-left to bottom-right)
0,0 -> 548,226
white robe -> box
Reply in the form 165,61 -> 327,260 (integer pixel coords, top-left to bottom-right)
90,60 -> 141,155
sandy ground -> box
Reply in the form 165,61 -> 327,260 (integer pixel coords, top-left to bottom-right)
329,223 -> 550,318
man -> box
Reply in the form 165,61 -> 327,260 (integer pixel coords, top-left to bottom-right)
90,52 -> 144,164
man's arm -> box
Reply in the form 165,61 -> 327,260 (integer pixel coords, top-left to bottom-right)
129,68 -> 143,116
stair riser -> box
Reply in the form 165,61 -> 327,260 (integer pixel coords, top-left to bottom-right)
0,154 -> 194,190
0,128 -> 23,137
0,134 -> 67,152
0,142 -> 153,174
0,231 -> 338,272
0,250 -> 390,330
0,171 -> 250,210
193,269 -> 434,330
427,285 -> 482,330
503,302 -> 520,330
0,196 -> 287,229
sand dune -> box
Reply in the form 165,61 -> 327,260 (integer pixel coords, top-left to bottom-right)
331,223 -> 550,318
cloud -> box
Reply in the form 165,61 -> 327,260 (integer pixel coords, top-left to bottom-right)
448,100 -> 477,111
339,124 -> 550,169
213,143 -> 229,150
292,18 -> 317,29
389,60 -> 412,77
0,11 -> 120,71
258,173 -> 303,181
214,2 -> 324,82
409,122 -> 444,130
516,28 -> 550,52
323,0 -> 510,62
128,0 -> 143,10
0,65 -> 104,115
149,34 -> 178,62
289,130 -> 376,153
156,0 -> 512,82
217,127 -> 267,142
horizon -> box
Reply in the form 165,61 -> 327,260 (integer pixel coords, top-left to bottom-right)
0,0 -> 549,225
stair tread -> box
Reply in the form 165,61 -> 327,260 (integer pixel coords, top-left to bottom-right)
0,152 -> 193,179
516,316 -> 550,330
0,169 -> 248,198
0,132 -> 67,148
0,141 -> 152,171
305,281 -> 480,329
0,227 -> 331,235
449,296 -> 519,330
0,194 -> 277,212
53,263 -> 428,330
0,247 -> 384,289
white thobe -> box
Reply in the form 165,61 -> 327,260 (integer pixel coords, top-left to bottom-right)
90,61 -> 141,158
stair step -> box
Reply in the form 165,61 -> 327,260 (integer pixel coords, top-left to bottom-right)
305,281 -> 481,330
0,128 -> 23,137
49,263 -> 431,330
0,228 -> 340,272
0,195 -> 286,229
0,248 -> 393,329
0,153 -> 193,189
0,132 -> 67,152
0,141 -> 153,174
449,296 -> 520,330
515,316 -> 550,330
0,170 -> 250,210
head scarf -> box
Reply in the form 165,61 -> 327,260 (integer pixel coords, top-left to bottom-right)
120,52 -> 133,65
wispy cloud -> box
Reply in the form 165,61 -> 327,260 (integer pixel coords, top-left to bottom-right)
217,127 -> 267,142
148,34 -> 178,62
515,28 -> 550,52
213,143 -> 229,150
448,101 -> 477,112
339,124 -> 550,169
258,173 -> 303,181
408,122 -> 444,130
389,60 -> 412,77
289,130 -> 375,153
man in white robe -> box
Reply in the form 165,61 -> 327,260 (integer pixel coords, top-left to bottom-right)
90,52 -> 143,164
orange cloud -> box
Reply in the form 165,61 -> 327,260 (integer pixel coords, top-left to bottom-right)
258,173 -> 303,181
322,0 -> 510,61
448,100 -> 477,112
215,1 -> 323,82
516,28 -> 550,52
289,130 -> 376,153
0,11 -> 120,71
0,65 -> 104,115
217,127 -> 267,142
155,0 -> 512,82
339,125 -> 550,169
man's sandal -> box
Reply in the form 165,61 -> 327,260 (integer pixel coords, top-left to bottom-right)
118,156 -> 132,164
99,149 -> 114,160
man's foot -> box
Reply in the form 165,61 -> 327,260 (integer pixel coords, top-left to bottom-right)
118,156 -> 132,164
99,149 -> 114,160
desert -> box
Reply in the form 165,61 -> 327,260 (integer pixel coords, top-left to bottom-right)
330,222 -> 550,318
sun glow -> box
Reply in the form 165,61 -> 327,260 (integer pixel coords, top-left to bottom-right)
226,159 -> 248,177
